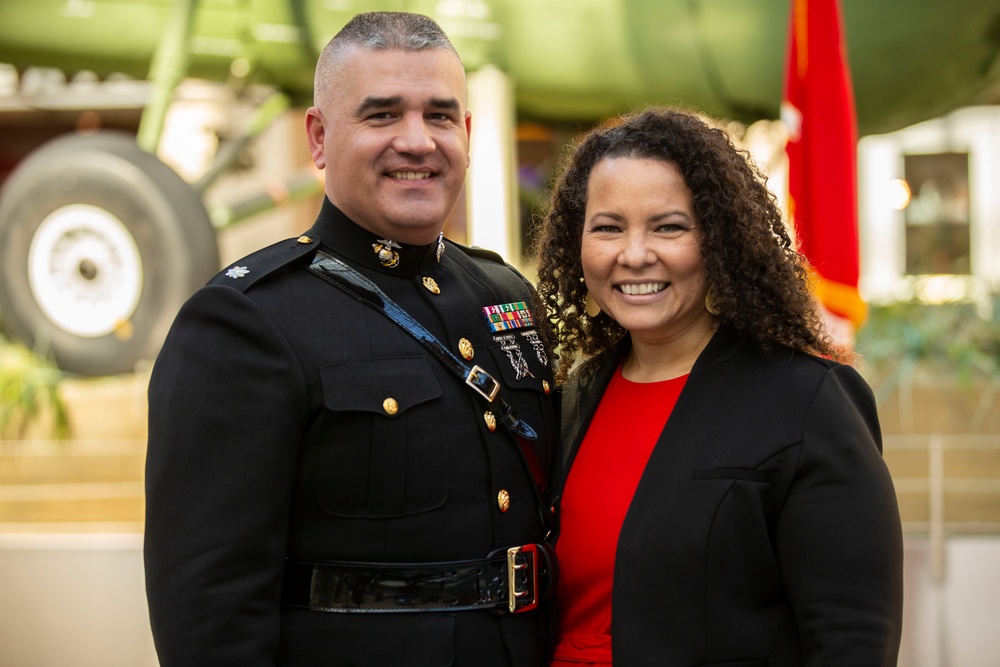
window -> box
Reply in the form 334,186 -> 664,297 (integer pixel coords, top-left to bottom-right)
902,152 -> 970,276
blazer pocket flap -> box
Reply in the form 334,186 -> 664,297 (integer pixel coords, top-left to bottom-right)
320,356 -> 442,415
692,467 -> 776,483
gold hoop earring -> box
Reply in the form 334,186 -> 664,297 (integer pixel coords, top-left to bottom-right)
585,292 -> 602,318
704,285 -> 720,316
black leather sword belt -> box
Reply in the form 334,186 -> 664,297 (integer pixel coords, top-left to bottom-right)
281,543 -> 552,614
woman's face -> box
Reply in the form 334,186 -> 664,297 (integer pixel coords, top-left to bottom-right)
581,156 -> 712,345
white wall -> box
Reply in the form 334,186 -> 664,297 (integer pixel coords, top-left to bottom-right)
0,533 -> 157,667
900,537 -> 1000,667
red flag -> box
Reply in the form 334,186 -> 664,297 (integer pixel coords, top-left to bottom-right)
782,0 -> 866,332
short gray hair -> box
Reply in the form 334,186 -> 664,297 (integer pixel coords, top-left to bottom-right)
314,12 -> 462,107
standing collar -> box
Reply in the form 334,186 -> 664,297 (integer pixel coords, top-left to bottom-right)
306,197 -> 442,276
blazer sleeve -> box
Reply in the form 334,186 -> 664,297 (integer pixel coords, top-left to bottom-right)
775,363 -> 904,666
144,285 -> 308,666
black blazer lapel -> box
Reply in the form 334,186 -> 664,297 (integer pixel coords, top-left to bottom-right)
550,340 -> 627,502
552,326 -> 742,501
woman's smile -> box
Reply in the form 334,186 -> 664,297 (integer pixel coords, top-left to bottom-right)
616,282 -> 667,296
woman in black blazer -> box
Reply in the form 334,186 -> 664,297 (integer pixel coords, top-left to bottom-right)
533,107 -> 903,666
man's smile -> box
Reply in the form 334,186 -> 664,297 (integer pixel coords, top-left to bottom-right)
387,171 -> 434,180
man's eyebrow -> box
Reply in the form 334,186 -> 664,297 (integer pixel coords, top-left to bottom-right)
428,97 -> 461,112
354,96 -> 462,117
355,96 -> 401,116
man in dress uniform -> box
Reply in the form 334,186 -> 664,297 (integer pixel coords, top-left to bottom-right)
144,11 -> 557,666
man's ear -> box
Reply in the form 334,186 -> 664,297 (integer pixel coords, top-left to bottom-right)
465,111 -> 472,166
305,107 -> 326,169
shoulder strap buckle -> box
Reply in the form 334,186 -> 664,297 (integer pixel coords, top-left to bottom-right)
465,365 -> 501,402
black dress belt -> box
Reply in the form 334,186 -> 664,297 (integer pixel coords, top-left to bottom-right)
281,544 -> 552,614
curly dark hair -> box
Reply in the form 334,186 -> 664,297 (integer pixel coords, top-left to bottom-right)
532,106 -> 836,378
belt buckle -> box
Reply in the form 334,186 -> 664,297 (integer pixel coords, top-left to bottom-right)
466,365 -> 500,402
506,544 -> 539,613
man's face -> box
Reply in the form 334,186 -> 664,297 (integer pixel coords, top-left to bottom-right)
306,46 -> 471,245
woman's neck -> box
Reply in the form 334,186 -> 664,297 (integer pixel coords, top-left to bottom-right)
621,315 -> 717,383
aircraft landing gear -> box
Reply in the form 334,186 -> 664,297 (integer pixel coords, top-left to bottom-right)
0,130 -> 220,376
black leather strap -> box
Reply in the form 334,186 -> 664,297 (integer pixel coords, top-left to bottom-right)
306,250 -> 538,442
281,544 -> 553,614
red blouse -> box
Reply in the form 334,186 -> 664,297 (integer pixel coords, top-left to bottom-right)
550,366 -> 688,666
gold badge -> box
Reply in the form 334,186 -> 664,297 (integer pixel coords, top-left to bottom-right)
422,276 -> 440,294
483,411 -> 497,432
497,489 -> 511,513
372,238 -> 401,268
520,330 -> 549,367
458,338 -> 474,361
542,380 -> 551,395
436,232 -> 445,262
494,334 -> 533,380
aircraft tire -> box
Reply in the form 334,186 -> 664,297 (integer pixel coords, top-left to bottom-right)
0,130 -> 220,376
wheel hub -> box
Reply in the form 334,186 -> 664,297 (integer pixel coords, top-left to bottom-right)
28,204 -> 143,337
78,258 -> 98,281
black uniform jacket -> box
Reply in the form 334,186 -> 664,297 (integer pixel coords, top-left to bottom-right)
145,199 -> 557,667
552,327 -> 903,667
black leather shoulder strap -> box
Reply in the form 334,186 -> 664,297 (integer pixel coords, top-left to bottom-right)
305,250 -> 539,441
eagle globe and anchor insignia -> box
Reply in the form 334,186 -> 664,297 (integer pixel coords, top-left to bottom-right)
372,239 -> 402,268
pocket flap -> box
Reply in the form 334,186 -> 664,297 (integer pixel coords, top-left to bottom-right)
692,467 -> 777,483
320,356 -> 442,415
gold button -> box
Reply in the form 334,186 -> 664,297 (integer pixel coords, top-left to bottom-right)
542,380 -> 551,395
458,338 -> 474,361
296,235 -> 313,244
483,411 -> 497,432
422,276 -> 440,294
382,398 -> 399,415
497,489 -> 511,513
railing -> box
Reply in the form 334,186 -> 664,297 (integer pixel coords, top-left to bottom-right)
884,433 -> 1000,582
0,437 -> 147,532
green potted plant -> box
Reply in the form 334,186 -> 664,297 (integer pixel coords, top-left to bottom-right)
0,333 -> 68,439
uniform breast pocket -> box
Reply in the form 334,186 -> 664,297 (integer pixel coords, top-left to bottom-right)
485,330 -> 555,446
485,328 -> 553,394
316,356 -> 446,519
